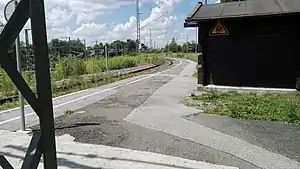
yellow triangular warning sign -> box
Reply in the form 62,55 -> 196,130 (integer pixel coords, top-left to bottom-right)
209,21 -> 229,36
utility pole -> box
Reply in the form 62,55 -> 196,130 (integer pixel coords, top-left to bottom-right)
136,0 -> 141,55
186,34 -> 189,53
92,40 -> 98,55
105,44 -> 109,73
15,0 -> 25,131
25,28 -> 32,70
150,28 -> 152,49
83,39 -> 86,57
68,37 -> 71,56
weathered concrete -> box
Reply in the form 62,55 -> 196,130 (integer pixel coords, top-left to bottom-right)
0,60 -> 174,131
2,57 -> 299,169
204,85 -> 297,93
185,113 -> 300,162
32,67 -> 255,168
124,59 -> 300,169
0,130 -> 238,169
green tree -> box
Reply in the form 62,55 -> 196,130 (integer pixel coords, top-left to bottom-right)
140,43 -> 148,51
126,39 -> 137,53
69,39 -> 85,57
169,38 -> 178,52
177,45 -> 182,52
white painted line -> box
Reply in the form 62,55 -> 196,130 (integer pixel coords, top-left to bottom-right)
0,89 -> 88,115
76,111 -> 85,114
0,60 -> 183,126
16,128 -> 32,134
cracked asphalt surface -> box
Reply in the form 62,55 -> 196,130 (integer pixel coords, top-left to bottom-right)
38,75 -> 258,169
29,58 -> 300,169
185,113 -> 300,162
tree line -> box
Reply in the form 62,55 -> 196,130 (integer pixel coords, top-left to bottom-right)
4,36 -> 201,71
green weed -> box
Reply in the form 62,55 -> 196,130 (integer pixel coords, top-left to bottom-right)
188,91 -> 300,125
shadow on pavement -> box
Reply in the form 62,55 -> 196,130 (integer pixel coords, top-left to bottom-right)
1,144 -> 204,169
30,122 -> 101,131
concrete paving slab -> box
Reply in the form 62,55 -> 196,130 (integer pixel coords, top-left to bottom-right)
0,130 -> 238,169
185,113 -> 300,162
124,60 -> 300,169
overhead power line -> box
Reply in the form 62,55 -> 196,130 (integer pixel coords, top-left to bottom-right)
131,12 -> 169,36
141,12 -> 169,29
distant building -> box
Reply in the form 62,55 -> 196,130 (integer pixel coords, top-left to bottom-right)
185,0 -> 300,90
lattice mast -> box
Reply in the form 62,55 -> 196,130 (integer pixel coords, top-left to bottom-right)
136,0 -> 141,55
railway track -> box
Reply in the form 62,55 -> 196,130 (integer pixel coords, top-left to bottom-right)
0,58 -> 174,105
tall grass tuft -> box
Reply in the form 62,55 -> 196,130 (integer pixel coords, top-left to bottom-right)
0,69 -> 16,96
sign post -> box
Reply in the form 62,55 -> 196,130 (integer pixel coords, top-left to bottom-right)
105,45 -> 108,73
5,0 -> 26,131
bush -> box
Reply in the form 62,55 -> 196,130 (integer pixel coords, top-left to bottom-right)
84,58 -> 104,74
109,56 -> 137,70
53,58 -> 85,80
0,69 -> 16,96
23,72 -> 36,93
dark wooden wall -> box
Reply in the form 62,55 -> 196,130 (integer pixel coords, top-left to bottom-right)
198,15 -> 300,89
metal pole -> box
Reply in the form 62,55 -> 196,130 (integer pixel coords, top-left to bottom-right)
176,38 -> 178,56
25,29 -> 29,69
186,34 -> 189,53
150,28 -> 152,49
83,39 -> 86,57
136,0 -> 141,55
105,45 -> 108,72
68,37 -> 70,56
14,0 -> 25,131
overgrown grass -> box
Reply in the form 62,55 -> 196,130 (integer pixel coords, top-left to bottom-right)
0,54 -> 164,110
187,91 -> 300,125
163,52 -> 199,63
0,67 -> 157,110
0,54 -> 161,99
52,54 -> 160,81
193,72 -> 198,78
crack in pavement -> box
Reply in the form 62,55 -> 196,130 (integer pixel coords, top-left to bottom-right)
124,59 -> 300,169
28,59 -> 259,169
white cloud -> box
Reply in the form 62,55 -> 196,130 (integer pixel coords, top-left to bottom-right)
46,6 -> 73,29
70,0 -> 180,47
76,11 -> 103,24
0,0 -> 220,48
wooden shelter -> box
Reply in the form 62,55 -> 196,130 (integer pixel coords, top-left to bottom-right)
185,0 -> 300,89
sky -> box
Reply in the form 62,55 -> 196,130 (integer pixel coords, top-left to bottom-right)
0,0 -> 220,48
